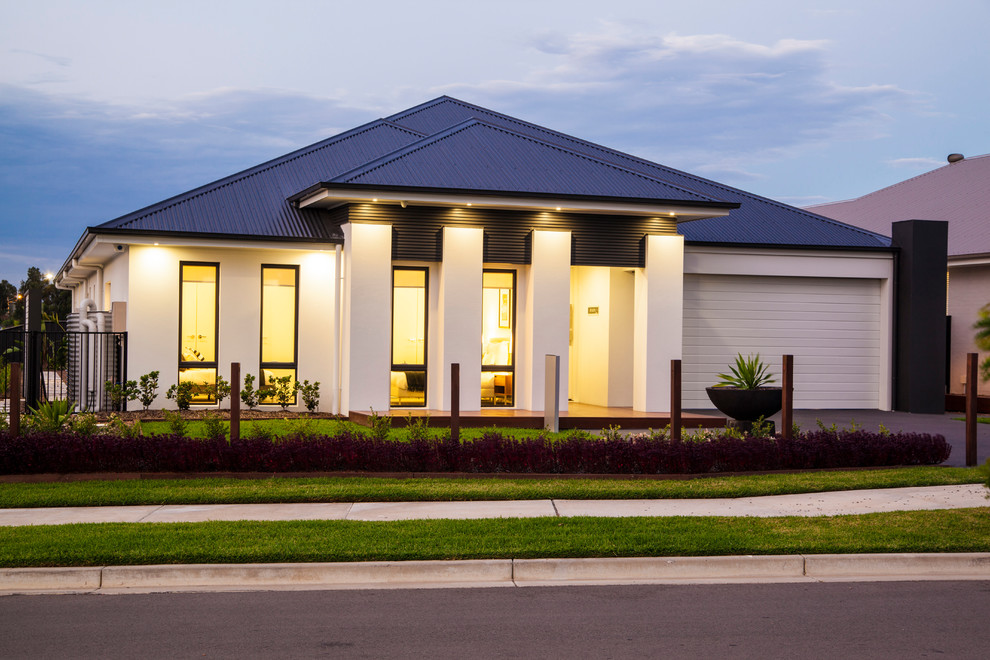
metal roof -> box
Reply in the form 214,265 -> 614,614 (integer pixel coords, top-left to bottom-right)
807,154 -> 990,257
81,95 -> 890,250
332,119 -> 725,203
388,97 -> 891,248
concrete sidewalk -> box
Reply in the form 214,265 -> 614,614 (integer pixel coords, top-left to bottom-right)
1,485 -> 986,527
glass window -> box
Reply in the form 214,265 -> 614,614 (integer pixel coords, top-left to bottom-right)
179,263 -> 218,404
260,265 -> 298,404
481,270 -> 514,407
391,267 -> 428,407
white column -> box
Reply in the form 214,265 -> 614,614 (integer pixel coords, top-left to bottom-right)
434,226 -> 483,410
341,222 -> 392,414
633,234 -> 684,412
523,230 -> 571,412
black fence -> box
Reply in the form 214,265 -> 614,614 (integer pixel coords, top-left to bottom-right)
1,329 -> 127,411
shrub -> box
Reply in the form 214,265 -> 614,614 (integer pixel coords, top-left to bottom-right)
0,428 -> 952,476
599,425 -> 623,441
24,399 -> 74,433
368,407 -> 391,441
201,411 -> 228,441
295,380 -> 321,412
68,412 -> 99,437
240,374 -> 268,410
163,410 -> 188,437
405,413 -> 431,441
138,371 -> 160,411
106,413 -> 142,439
166,381 -> 195,411
212,375 -> 232,407
105,380 -> 138,409
268,376 -> 294,410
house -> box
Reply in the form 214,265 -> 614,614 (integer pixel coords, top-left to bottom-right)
54,96 -> 945,416
808,154 -> 990,397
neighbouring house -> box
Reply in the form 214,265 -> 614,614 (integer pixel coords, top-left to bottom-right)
808,153 -> 990,397
54,96 -> 946,416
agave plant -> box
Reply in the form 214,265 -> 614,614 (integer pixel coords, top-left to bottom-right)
26,399 -> 76,432
713,353 -> 776,389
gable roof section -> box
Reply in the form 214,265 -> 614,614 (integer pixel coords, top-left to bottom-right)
330,119 -> 725,204
94,119 -> 426,240
807,154 -> 990,258
388,97 -> 890,248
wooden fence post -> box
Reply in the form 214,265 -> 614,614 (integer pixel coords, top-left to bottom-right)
670,359 -> 682,441
966,353 -> 978,467
10,362 -> 21,437
782,355 -> 794,439
450,363 -> 460,443
230,362 -> 240,442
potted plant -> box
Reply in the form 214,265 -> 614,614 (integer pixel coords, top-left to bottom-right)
706,353 -> 782,425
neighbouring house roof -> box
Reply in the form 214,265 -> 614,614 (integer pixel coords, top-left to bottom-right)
807,154 -> 990,259
82,96 -> 890,251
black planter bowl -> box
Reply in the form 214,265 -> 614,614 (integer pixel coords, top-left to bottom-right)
706,386 -> 782,422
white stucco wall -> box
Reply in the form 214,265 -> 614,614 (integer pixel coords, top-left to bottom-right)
341,223 -> 391,414
522,230 -> 571,412
633,234 -> 684,412
434,226 -> 483,410
124,242 -> 337,411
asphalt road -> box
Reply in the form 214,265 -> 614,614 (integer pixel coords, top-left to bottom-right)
2,581 -> 989,658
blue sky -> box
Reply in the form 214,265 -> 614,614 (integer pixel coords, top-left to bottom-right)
1,0 -> 988,284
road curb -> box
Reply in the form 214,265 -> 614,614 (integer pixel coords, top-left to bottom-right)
3,554 -> 990,594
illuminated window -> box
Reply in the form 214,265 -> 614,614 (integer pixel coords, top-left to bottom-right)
179,262 -> 218,404
481,270 -> 514,406
391,267 -> 428,407
260,265 -> 298,404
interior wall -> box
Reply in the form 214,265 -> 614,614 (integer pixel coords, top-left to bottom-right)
569,266 -> 636,407
948,263 -> 990,395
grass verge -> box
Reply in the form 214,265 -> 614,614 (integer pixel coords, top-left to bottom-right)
2,509 -> 988,567
0,466 -> 982,508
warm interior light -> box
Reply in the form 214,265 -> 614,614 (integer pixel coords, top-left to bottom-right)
556,206 -> 562,211
466,203 -> 472,206
153,242 -> 159,246
372,198 -> 378,202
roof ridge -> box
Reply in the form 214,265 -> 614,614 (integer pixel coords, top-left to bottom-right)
848,153 -> 990,203
335,116 -> 724,203
105,118 -> 423,229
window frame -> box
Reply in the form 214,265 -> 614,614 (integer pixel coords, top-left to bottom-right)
178,261 -> 219,405
259,264 -> 300,405
390,265 -> 429,408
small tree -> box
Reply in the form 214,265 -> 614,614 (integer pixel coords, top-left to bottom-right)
166,381 -> 195,410
269,375 -> 295,410
295,379 -> 321,412
212,375 -> 232,406
138,371 -> 160,411
975,303 -> 990,382
240,373 -> 269,410
105,379 -> 139,410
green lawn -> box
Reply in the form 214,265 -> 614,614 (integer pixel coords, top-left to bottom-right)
0,467 -> 983,509
953,416 -> 990,424
2,509 -> 988,567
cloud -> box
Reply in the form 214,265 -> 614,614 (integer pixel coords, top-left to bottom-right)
440,24 -> 917,186
886,156 -> 944,169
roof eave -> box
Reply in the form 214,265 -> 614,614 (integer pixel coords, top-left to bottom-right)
291,183 -> 739,222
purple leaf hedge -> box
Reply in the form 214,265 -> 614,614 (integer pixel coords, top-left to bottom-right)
0,428 -> 950,475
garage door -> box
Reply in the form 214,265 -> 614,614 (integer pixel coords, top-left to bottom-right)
682,274 -> 883,409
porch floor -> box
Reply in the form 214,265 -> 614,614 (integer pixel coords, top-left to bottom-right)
349,402 -> 725,430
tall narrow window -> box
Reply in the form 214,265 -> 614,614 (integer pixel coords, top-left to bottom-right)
260,265 -> 298,404
179,262 -> 218,404
391,267 -> 428,407
481,269 -> 515,407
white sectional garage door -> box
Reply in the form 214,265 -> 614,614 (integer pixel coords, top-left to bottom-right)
682,274 -> 883,409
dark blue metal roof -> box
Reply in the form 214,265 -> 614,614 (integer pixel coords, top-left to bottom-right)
87,96 -> 890,249
388,97 -> 891,248
95,120 -> 425,240
332,119 -> 724,204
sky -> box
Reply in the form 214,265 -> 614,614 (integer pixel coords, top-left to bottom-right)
1,0 -> 988,284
